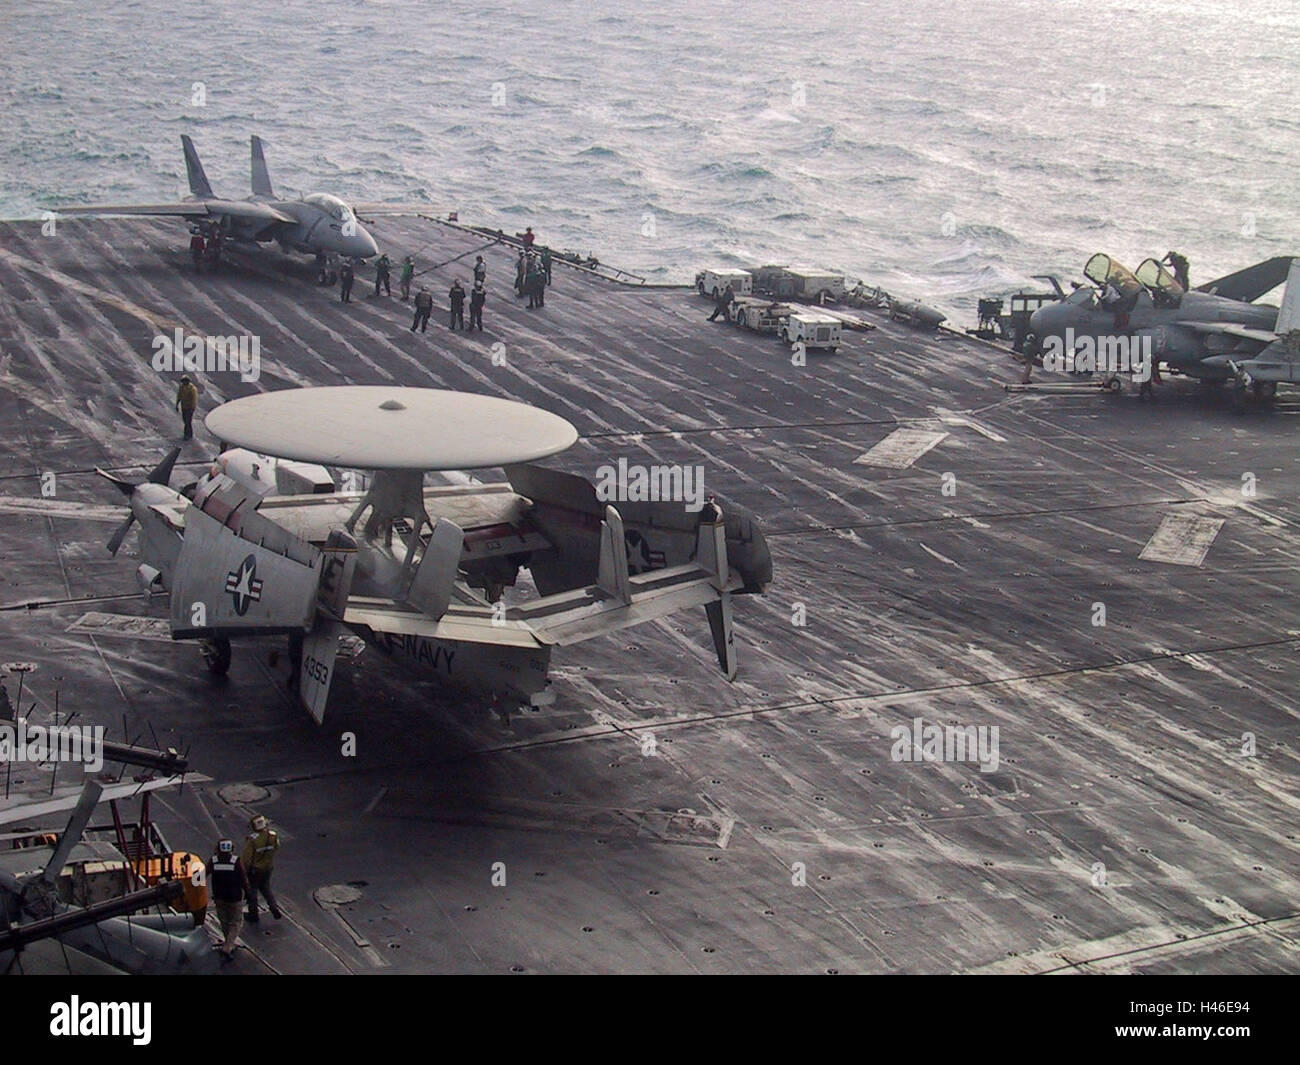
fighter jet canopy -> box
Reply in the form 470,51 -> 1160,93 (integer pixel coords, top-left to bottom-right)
1135,258 -> 1185,300
302,192 -> 354,222
1084,253 -> 1143,298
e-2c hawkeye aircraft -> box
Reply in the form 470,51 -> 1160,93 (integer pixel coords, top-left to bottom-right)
1027,253 -> 1300,401
57,135 -> 394,264
97,387 -> 772,722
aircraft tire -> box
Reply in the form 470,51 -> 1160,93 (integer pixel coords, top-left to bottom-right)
202,637 -> 232,676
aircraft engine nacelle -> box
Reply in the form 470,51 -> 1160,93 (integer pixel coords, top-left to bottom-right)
203,448 -> 335,499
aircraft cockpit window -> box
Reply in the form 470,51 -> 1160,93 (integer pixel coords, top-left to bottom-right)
1135,257 -> 1185,306
303,193 -> 354,222
1064,286 -> 1096,307
1083,253 -> 1142,299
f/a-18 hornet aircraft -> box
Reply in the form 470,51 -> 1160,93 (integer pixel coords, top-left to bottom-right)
56,135 -> 392,263
96,387 -> 772,722
1028,253 -> 1300,401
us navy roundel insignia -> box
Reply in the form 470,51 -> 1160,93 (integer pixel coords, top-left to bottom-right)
225,554 -> 264,616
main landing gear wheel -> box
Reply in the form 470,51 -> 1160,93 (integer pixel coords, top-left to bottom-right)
201,637 -> 232,676
1104,376 -> 1122,394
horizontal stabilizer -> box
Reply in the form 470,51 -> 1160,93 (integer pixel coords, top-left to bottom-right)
1197,255 -> 1295,303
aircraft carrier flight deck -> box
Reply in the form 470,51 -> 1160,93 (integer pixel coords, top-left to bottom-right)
2,215 -> 1298,974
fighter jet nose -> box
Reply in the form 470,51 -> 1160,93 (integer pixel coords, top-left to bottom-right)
359,230 -> 379,259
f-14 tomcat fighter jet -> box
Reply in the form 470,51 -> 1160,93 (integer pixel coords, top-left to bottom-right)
57,135 -> 387,262
98,387 -> 772,721
1027,253 -> 1300,402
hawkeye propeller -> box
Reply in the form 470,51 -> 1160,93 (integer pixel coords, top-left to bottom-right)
97,448 -> 182,556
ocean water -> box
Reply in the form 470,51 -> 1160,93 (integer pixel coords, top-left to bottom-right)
3,0 -> 1298,319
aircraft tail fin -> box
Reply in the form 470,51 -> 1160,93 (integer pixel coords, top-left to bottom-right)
298,621 -> 342,725
596,506 -> 632,604
298,528 -> 359,723
403,518 -> 464,620
250,135 -> 275,198
1275,259 -> 1300,334
181,135 -> 214,199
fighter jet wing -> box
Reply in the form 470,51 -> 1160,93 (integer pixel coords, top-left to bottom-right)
349,203 -> 441,217
58,203 -> 210,217
59,200 -> 295,224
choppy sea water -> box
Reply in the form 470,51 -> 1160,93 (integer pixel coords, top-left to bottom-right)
3,0 -> 1298,320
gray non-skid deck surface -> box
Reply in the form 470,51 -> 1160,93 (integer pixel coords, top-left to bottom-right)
0,217 -> 1297,973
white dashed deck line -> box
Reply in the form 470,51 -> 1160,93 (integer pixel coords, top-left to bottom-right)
1139,514 -> 1225,567
854,429 -> 949,469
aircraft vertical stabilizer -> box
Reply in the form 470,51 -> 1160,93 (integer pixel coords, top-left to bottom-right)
1275,258 -> 1300,334
250,135 -> 275,199
597,506 -> 632,604
180,135 -> 214,199
300,529 -> 360,724
404,518 -> 464,619
695,512 -> 736,679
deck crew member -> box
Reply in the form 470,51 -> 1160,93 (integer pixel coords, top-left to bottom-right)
400,256 -> 415,300
1162,250 -> 1190,291
473,255 -> 487,286
206,839 -> 250,961
449,280 -> 467,329
708,283 -> 735,322
340,259 -> 354,302
411,287 -> 433,332
522,226 -> 535,250
515,250 -> 527,294
373,253 -> 392,297
541,247 -> 552,285
470,281 -> 486,331
176,375 -> 200,440
242,814 -> 282,922
526,261 -> 545,308
190,228 -> 205,270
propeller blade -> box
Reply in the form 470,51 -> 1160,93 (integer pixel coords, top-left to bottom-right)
107,512 -> 136,556
148,447 -> 182,488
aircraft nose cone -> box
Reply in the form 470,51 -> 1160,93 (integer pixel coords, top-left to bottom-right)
357,229 -> 379,259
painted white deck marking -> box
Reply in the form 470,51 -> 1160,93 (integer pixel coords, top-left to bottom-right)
1139,515 -> 1224,567
854,429 -> 948,469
